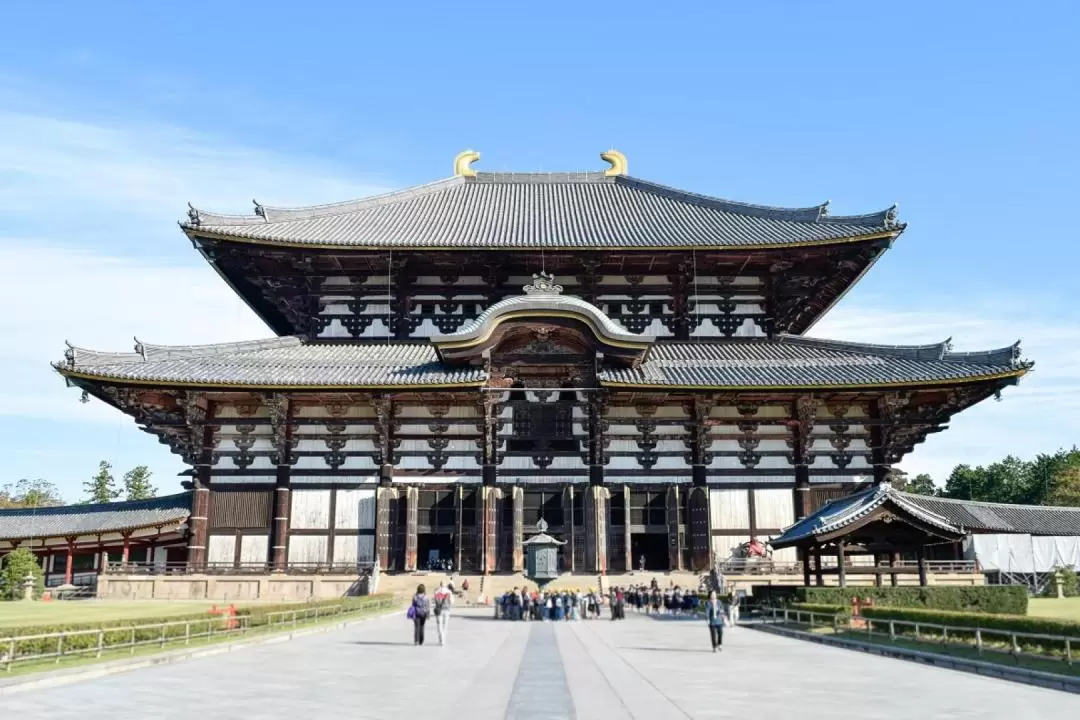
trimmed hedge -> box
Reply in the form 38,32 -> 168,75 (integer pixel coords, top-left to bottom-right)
749,585 -> 799,607
860,606 -> 1080,639
0,595 -> 392,660
790,603 -> 850,616
795,586 -> 1028,615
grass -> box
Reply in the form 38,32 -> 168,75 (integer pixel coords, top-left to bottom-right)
1,598 -> 398,678
1028,597 -> 1080,622
0,601 -> 243,628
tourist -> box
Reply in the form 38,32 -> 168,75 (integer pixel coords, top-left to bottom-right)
433,581 -> 453,646
410,583 -> 430,646
705,590 -> 724,652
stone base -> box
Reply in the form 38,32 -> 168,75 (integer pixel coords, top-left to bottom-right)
97,574 -> 372,602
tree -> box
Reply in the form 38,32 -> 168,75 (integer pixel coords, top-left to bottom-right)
897,472 -> 937,496
1047,465 -> 1080,507
84,461 -> 120,504
0,478 -> 63,508
940,456 -> 1029,504
122,465 -> 156,501
1,547 -> 44,600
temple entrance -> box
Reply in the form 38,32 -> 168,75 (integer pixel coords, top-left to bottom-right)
418,489 -> 457,570
631,533 -> 669,572
417,533 -> 455,570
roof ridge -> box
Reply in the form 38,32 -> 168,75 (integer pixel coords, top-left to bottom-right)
616,175 -> 830,223
0,491 -> 192,517
781,334 -> 953,361
185,176 -> 464,227
904,491 -> 1080,513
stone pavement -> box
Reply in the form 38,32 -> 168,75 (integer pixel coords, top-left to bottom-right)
1,607 -> 1076,719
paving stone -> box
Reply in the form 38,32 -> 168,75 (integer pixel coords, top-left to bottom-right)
0,609 -> 1075,718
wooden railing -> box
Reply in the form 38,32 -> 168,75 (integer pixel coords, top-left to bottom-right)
762,607 -> 1077,669
712,559 -> 977,575
0,597 -> 396,672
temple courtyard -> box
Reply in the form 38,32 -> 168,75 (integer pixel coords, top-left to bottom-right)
1,607 -> 1074,718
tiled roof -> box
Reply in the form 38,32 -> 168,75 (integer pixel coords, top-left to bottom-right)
58,337 -> 486,388
904,494 -> 1080,536
0,494 -> 191,541
770,484 -> 962,548
600,335 -> 1030,388
56,334 -> 1029,390
183,172 -> 902,249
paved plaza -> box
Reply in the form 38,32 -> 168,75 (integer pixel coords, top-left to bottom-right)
1,607 -> 1076,718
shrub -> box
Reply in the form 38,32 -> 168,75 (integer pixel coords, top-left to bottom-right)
1,548 -> 44,601
1045,568 -> 1078,598
790,603 -> 849,616
749,585 -> 799,607
795,585 -> 1028,615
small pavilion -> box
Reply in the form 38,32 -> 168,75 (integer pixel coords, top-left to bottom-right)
769,483 -> 966,587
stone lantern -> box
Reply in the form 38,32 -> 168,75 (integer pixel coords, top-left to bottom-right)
22,573 -> 36,602
523,519 -> 565,589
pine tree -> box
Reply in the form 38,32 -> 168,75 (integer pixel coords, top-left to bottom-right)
122,465 -> 157,501
1,547 -> 44,600
84,460 -> 120,504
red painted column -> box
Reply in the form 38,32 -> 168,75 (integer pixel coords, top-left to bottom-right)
271,482 -> 290,571
64,539 -> 75,585
121,533 -> 131,567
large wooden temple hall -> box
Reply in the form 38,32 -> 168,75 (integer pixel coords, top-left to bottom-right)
33,149 -> 1032,579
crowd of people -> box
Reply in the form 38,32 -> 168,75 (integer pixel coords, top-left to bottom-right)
410,576 -> 739,653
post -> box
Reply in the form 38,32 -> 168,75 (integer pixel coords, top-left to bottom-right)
813,548 -> 824,586
64,539 -> 75,585
271,466 -> 291,571
121,532 -> 131,568
836,541 -> 847,588
802,548 -> 811,587
889,551 -> 899,587
873,553 -> 883,588
404,485 -> 418,572
916,546 -> 928,587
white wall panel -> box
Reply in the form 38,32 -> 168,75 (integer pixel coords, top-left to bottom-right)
709,489 -> 750,529
290,490 -> 331,529
333,535 -> 375,565
287,535 -> 328,564
753,489 -> 795,530
335,489 -> 376,530
239,535 -> 269,564
207,535 -> 236,565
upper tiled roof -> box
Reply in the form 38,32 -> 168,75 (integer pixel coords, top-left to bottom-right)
0,493 -> 191,541
56,334 -> 1029,390
599,335 -> 1030,388
905,494 -> 1080,536
183,172 -> 902,250
58,337 -> 486,388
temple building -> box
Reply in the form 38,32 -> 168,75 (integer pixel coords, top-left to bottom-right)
45,149 -> 1034,579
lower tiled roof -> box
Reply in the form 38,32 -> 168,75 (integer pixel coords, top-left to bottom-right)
0,493 -> 191,541
904,494 -> 1080,536
56,334 -> 1029,390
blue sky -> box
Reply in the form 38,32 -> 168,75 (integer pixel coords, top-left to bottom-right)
1,2 -> 1077,501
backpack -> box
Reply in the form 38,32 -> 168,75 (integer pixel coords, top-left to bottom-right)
434,594 -> 447,616
413,594 -> 430,618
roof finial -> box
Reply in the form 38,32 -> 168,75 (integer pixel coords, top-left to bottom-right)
253,199 -> 265,218
186,202 -> 200,226
454,149 -> 481,177
885,203 -> 899,228
601,149 -> 627,176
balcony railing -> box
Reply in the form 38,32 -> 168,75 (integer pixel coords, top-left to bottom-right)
102,561 -> 376,576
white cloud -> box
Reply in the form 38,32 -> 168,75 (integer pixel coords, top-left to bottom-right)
0,109 -> 391,426
813,297 -> 1080,481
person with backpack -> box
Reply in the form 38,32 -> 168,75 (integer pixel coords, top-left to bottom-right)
705,590 -> 725,653
409,583 -> 430,646
432,582 -> 453,646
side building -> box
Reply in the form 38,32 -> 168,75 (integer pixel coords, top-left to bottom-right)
45,150 -> 1034,579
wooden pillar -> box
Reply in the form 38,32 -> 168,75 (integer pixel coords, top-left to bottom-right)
813,547 -> 824,586
188,472 -> 210,570
403,486 -> 418,571
584,485 -> 608,573
454,485 -> 464,573
836,541 -> 847,588
375,487 -> 394,570
666,485 -> 682,571
64,538 -> 76,585
868,398 -> 890,484
687,486 -> 711,571
792,397 -> 814,519
622,486 -> 632,573
271,468 -> 290,571
874,553 -> 883,587
916,546 -> 928,587
566,486 -> 576,573
480,486 -> 501,574
120,532 -> 132,568
512,486 -> 524,572
802,548 -> 812,587
890,551 -> 899,587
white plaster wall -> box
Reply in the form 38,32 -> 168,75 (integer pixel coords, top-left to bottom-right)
287,536 -> 328,564
239,535 -> 269,564
334,489 -> 377,530
709,489 -> 750,529
333,535 -> 375,565
290,490 -> 331,529
207,535 -> 236,565
753,489 -> 795,530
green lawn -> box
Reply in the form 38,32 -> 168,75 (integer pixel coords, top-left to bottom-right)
0,601 -> 233,628
1028,597 -> 1080,622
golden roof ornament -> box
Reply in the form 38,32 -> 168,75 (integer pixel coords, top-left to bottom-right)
601,148 -> 627,176
523,272 -> 563,296
454,149 -> 480,177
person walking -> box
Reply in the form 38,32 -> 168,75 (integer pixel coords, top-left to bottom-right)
411,583 -> 430,646
705,590 -> 724,652
433,582 -> 453,646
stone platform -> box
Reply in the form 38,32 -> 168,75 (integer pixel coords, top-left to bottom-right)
0,608 -> 1071,718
